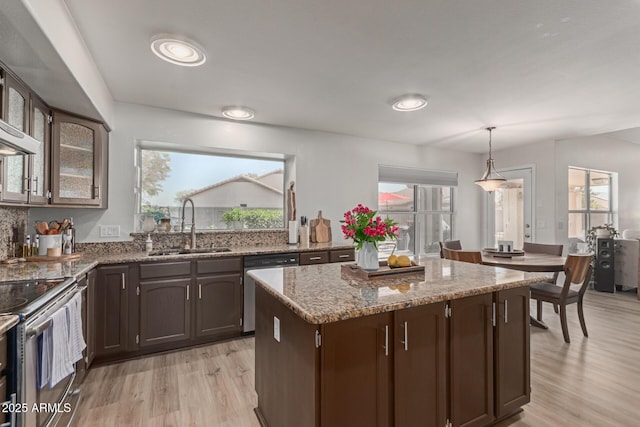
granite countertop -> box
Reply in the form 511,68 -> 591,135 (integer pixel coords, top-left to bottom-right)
249,257 -> 549,324
0,314 -> 19,334
0,242 -> 354,282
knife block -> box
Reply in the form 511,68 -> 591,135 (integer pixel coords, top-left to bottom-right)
299,226 -> 309,247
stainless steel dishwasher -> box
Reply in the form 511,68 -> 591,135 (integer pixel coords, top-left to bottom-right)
243,253 -> 299,333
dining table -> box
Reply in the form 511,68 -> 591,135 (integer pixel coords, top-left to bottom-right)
481,251 -> 566,272
481,250 -> 567,329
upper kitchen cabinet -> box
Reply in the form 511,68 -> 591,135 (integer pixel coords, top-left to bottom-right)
0,70 -> 30,203
27,95 -> 50,205
51,110 -> 108,207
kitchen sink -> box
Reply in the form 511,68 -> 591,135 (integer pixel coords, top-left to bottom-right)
148,247 -> 232,256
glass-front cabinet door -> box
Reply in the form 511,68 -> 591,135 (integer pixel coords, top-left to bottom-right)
0,72 -> 30,203
28,96 -> 50,204
51,111 -> 104,206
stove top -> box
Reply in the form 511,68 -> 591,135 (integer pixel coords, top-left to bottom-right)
0,277 -> 76,318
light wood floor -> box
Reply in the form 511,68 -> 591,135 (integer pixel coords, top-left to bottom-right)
73,289 -> 640,427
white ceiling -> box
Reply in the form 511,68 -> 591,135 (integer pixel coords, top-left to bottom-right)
9,0 -> 640,152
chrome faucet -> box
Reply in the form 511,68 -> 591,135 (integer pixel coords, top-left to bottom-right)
180,198 -> 196,249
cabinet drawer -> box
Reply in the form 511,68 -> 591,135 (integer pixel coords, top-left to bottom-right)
299,251 -> 329,265
329,249 -> 355,263
0,334 -> 6,375
197,257 -> 242,275
140,261 -> 191,279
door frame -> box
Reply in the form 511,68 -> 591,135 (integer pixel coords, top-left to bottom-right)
485,164 -> 536,248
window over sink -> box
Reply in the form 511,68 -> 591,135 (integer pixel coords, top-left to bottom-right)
135,147 -> 285,230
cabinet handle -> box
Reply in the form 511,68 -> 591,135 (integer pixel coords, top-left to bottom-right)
121,273 -> 126,290
338,254 -> 350,258
309,256 -> 322,261
504,300 -> 508,324
31,176 -> 38,195
400,321 -> 408,351
383,325 -> 389,356
23,176 -> 30,194
492,302 -> 496,327
186,286 -> 190,301
198,283 -> 202,299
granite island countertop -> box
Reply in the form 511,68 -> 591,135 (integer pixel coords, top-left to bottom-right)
249,257 -> 549,324
0,242 -> 354,282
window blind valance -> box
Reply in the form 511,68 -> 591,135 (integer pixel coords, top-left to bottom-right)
379,164 -> 458,187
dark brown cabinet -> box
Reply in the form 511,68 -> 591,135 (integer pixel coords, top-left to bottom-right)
51,110 -> 107,207
450,293 -> 494,427
139,277 -> 191,347
255,288 -> 531,427
321,312 -> 393,427
299,249 -> 355,265
93,257 -> 243,363
394,302 -> 447,427
0,71 -> 30,203
95,265 -> 129,359
196,273 -> 242,338
77,269 -> 96,383
0,64 -> 109,207
494,286 -> 530,418
27,96 -> 50,205
86,269 -> 96,367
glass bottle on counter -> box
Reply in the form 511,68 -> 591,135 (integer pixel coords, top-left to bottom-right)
22,234 -> 31,258
63,230 -> 73,255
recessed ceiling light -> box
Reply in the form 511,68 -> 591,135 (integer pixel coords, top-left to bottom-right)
392,94 -> 428,111
222,106 -> 255,120
150,34 -> 206,67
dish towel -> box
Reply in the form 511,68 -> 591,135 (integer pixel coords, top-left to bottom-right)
49,306 -> 74,387
66,292 -> 86,364
38,324 -> 52,390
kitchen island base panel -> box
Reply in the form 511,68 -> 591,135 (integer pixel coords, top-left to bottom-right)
254,283 -> 531,427
255,285 -> 319,427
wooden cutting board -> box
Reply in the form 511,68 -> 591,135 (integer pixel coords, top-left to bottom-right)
25,253 -> 84,262
310,210 -> 332,243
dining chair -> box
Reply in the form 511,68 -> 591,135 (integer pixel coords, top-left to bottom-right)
442,248 -> 483,264
439,240 -> 462,258
523,242 -> 564,313
530,254 -> 592,343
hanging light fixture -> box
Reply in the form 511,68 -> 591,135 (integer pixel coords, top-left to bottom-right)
475,127 -> 506,192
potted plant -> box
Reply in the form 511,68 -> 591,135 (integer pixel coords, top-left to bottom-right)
223,208 -> 245,230
586,223 -> 619,253
340,204 -> 399,271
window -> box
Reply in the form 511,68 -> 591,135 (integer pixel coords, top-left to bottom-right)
568,167 -> 616,240
137,148 -> 285,230
378,165 -> 457,256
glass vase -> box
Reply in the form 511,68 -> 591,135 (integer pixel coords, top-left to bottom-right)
357,241 -> 379,271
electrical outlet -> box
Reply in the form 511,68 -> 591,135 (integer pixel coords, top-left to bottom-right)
274,316 -> 281,342
99,225 -> 121,237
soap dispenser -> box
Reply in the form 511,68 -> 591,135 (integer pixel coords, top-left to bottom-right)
145,234 -> 153,252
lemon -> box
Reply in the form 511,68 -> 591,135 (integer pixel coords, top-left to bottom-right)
398,283 -> 411,293
397,255 -> 412,267
387,254 -> 398,267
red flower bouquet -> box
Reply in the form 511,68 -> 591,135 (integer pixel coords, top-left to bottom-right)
340,204 -> 399,250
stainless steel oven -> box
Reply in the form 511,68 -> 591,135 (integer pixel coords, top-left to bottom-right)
243,253 -> 299,333
3,277 -> 81,427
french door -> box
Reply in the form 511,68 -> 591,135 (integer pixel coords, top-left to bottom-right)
487,167 -> 533,249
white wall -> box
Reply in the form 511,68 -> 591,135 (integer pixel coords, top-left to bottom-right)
493,135 -> 640,253
30,102 -> 485,248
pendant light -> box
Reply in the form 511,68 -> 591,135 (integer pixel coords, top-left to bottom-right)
474,127 -> 506,192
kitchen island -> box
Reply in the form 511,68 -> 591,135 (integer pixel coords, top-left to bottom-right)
249,257 -> 547,427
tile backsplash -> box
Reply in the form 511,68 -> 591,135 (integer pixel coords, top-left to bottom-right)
0,206 -> 27,259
